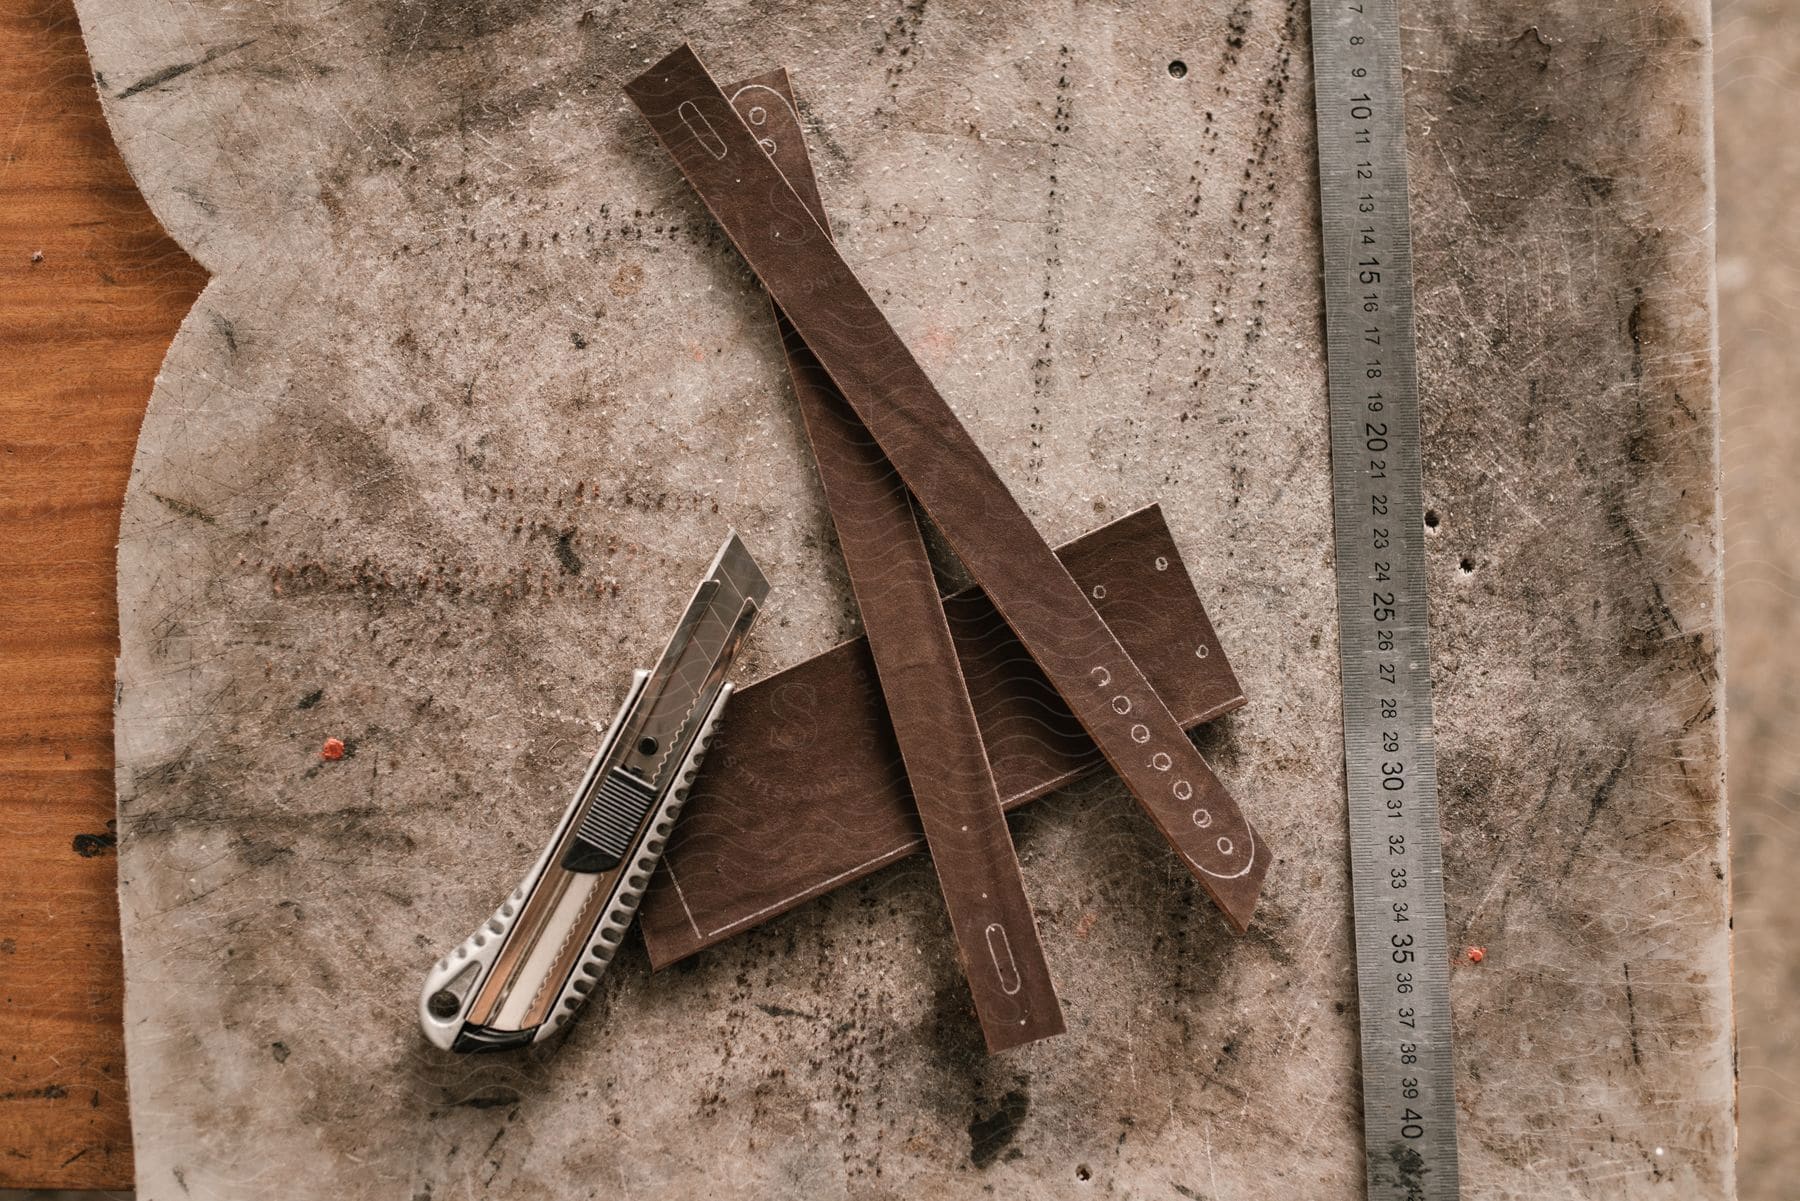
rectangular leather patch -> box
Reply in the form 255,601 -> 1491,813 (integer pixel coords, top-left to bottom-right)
639,504 -> 1245,968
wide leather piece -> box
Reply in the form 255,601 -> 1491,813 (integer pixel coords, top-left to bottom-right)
639,502 -> 1245,968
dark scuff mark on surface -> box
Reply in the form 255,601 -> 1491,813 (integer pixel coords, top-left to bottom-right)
1561,743 -> 1634,874
1585,745 -> 1633,827
297,688 -> 324,709
115,39 -> 255,100
756,1002 -> 814,1020
553,527 -> 582,575
1624,963 -> 1642,1067
151,491 -> 217,524
791,90 -> 854,168
173,184 -> 219,216
1627,287 -> 1646,380
211,311 -> 239,354
1026,42 -> 1074,484
968,1087 -> 1029,1168
271,1041 -> 291,1063
0,1083 -> 69,1101
454,1092 -> 519,1110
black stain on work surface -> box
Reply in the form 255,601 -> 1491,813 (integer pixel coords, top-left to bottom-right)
968,1088 -> 1030,1168
554,527 -> 583,575
73,829 -> 117,857
115,39 -> 255,100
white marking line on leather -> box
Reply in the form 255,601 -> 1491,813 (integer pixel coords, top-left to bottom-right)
985,922 -> 1022,995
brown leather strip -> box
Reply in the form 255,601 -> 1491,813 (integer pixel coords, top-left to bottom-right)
726,68 -> 1062,1051
638,503 -> 1246,969
626,45 -> 1269,931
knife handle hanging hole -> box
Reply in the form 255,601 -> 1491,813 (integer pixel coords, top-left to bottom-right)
1167,60 -> 1187,79
637,735 -> 659,756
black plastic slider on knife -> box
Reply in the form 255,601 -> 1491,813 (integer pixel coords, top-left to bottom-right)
625,44 -> 1269,933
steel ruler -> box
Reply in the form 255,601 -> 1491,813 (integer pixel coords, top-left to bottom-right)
1308,3 -> 1460,1198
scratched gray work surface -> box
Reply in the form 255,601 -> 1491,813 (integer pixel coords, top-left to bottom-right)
80,1 -> 1728,1197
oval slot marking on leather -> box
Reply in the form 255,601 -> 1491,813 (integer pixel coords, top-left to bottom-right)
1186,825 -> 1257,880
985,922 -> 1022,995
677,100 -> 728,159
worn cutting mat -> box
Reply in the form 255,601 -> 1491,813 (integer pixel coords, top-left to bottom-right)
82,1 -> 1729,1197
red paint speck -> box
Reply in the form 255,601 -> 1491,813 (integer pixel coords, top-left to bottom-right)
1466,946 -> 1486,964
320,738 -> 346,762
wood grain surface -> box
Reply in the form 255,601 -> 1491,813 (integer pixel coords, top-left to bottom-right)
0,0 -> 204,1188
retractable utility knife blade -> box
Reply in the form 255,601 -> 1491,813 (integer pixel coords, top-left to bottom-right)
420,532 -> 770,1052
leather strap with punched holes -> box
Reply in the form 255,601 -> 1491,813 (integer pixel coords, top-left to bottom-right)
638,503 -> 1246,968
626,45 -> 1269,932
725,68 -> 1062,1051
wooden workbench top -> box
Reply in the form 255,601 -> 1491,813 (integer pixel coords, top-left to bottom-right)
0,0 -> 203,1188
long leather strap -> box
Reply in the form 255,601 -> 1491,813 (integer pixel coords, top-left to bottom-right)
626,45 -> 1268,931
638,504 -> 1245,969
726,68 -> 1062,1051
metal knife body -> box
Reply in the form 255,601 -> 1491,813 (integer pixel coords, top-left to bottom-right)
420,533 -> 769,1052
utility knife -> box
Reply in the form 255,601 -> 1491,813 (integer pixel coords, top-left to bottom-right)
420,532 -> 770,1052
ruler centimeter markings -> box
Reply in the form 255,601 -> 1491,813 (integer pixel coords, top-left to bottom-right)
1309,3 -> 1460,1199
